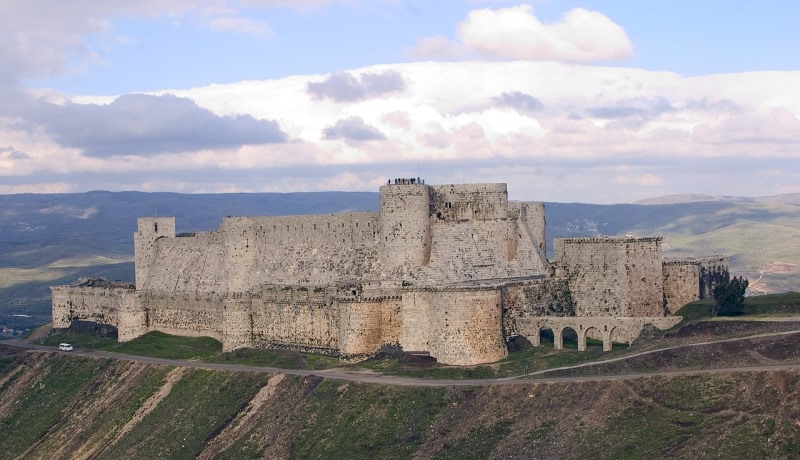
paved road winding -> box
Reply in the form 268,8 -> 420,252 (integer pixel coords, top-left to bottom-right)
3,331 -> 800,387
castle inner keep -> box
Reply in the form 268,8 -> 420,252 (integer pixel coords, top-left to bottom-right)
51,181 -> 727,366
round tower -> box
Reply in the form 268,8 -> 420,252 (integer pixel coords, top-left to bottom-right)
379,181 -> 431,273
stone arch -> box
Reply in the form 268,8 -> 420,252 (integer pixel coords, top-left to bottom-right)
555,325 -> 578,350
609,324 -> 629,348
537,325 -> 554,348
580,325 -> 605,352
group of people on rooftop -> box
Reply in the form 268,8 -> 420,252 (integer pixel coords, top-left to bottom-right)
389,177 -> 424,185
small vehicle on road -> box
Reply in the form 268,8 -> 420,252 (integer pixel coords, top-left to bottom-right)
58,343 -> 74,352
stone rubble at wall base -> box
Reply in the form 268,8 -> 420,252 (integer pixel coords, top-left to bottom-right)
52,181 -> 728,366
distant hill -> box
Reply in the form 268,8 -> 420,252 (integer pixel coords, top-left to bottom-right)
635,193 -> 800,206
634,194 -> 750,205
1,191 -> 798,330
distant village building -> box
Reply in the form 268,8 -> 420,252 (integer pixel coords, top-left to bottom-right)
52,181 -> 727,365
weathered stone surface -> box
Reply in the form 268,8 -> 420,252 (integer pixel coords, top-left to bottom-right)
51,180 -> 720,365
553,237 -> 665,317
663,260 -> 701,314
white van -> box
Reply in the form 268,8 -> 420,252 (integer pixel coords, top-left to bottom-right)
58,343 -> 74,351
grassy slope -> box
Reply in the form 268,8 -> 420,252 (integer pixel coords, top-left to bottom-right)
39,331 -> 339,369
1,347 -> 799,459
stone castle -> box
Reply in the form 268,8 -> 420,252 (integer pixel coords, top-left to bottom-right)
51,180 -> 728,365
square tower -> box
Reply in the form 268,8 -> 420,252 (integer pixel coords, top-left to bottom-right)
133,217 -> 175,289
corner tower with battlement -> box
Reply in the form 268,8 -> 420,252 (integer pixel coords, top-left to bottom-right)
52,180 -> 719,366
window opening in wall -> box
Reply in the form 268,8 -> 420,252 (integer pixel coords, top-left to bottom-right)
314,224 -> 316,230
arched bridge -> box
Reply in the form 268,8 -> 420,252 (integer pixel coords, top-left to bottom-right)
513,316 -> 682,352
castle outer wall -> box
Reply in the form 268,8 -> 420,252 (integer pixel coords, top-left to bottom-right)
52,181 -> 712,366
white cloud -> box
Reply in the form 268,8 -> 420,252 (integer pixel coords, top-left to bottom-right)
409,4 -> 633,63
407,36 -> 463,59
3,60 -> 800,202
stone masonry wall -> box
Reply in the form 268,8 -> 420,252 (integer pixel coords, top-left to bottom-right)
623,238 -> 665,317
509,202 -> 547,256
249,287 -> 339,354
135,184 -> 549,293
400,290 -> 432,352
427,289 -> 507,365
51,286 -> 128,328
429,183 -> 508,222
501,278 -> 574,337
134,217 -> 176,289
663,260 -> 701,314
222,297 -> 253,351
51,286 -> 147,342
223,213 -> 381,289
554,237 -> 664,317
338,299 -> 384,359
143,232 -> 226,293
145,292 -> 224,341
380,297 -> 403,346
554,238 -> 627,316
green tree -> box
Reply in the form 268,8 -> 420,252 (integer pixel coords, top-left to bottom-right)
712,276 -> 749,316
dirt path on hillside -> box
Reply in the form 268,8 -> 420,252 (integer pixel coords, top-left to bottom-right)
5,329 -> 800,387
524,329 -> 800,379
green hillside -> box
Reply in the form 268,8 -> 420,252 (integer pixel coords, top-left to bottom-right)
1,346 -> 799,459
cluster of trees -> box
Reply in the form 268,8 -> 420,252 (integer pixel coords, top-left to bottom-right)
712,276 -> 749,316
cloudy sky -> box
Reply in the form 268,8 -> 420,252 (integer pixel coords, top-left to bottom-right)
1,1 -> 798,202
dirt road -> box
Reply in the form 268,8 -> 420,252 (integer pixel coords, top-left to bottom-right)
4,331 -> 800,387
